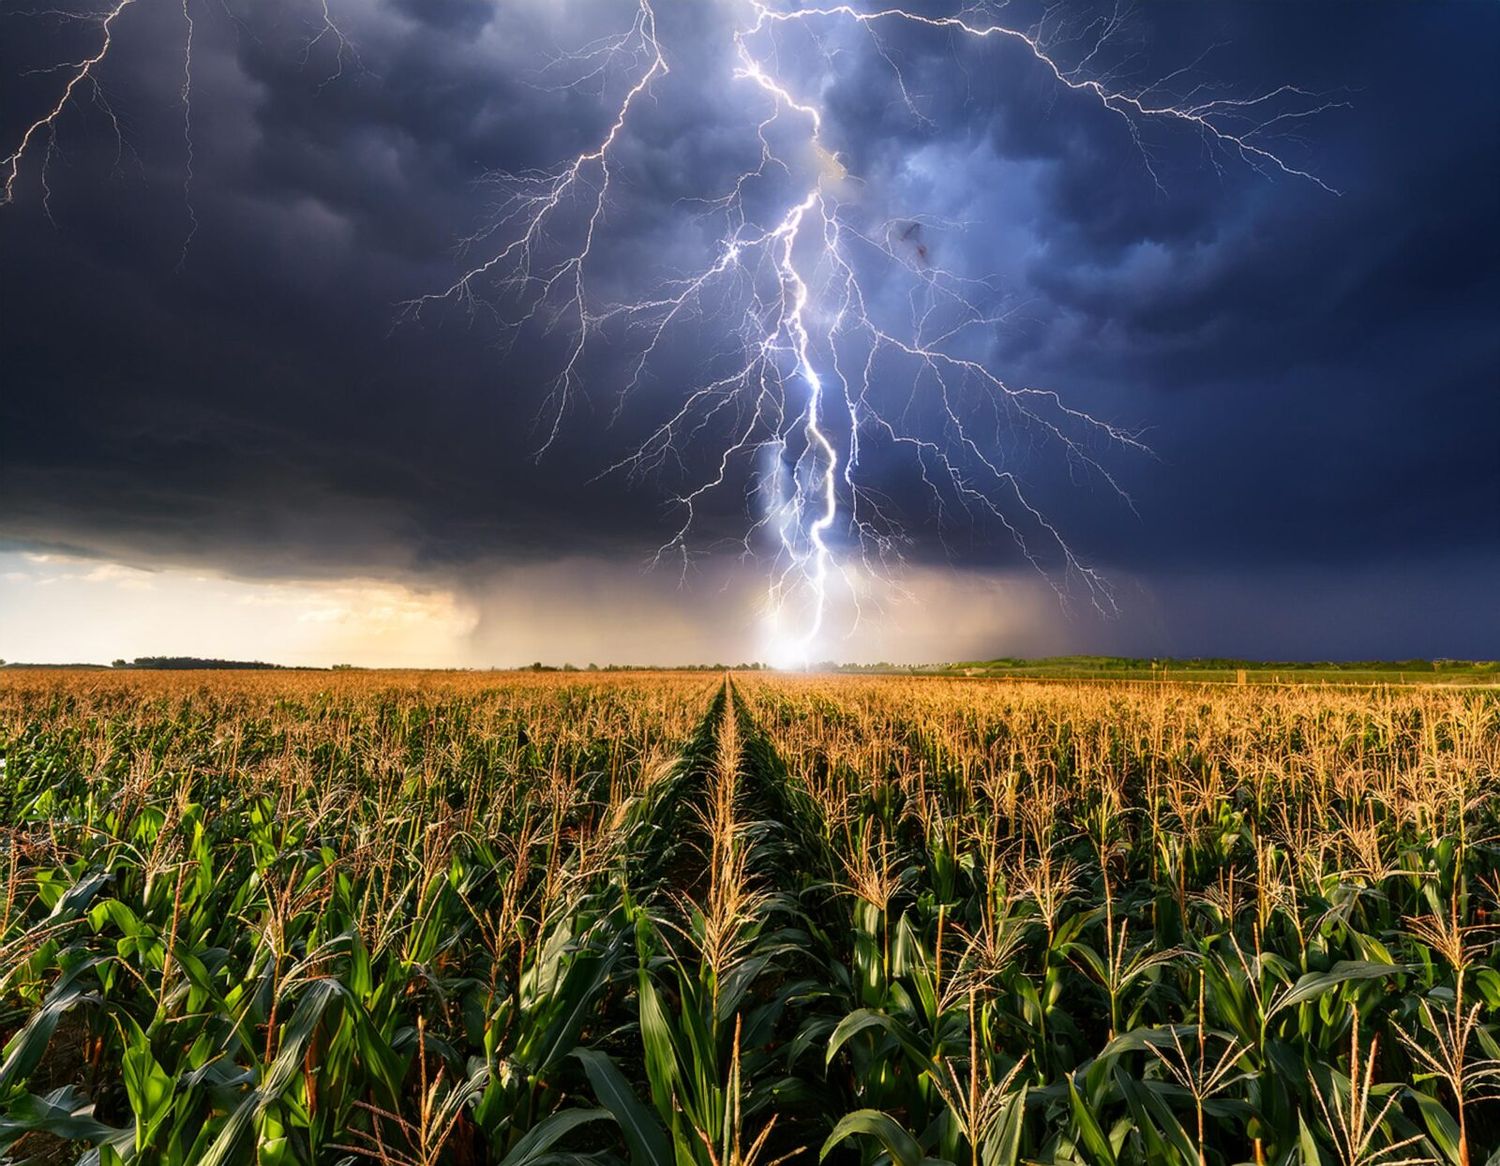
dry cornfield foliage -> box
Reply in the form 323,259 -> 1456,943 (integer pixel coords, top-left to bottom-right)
0,669 -> 1496,1165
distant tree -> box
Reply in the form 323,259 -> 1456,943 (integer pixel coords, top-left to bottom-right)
128,657 -> 283,670
111,659 -> 127,668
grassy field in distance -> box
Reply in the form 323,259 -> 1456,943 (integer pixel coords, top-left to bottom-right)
0,668 -> 1495,1165
932,656 -> 1500,686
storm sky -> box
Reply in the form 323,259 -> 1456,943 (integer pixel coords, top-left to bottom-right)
1,0 -> 1497,666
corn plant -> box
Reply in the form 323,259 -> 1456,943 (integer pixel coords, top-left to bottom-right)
0,669 -> 1495,1166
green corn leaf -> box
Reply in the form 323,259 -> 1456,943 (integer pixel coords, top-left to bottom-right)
1096,1024 -> 1182,1059
1269,961 -> 1404,1019
1299,1112 -> 1324,1166
1065,940 -> 1109,988
826,1007 -> 934,1071
193,978 -> 339,1166
50,871 -> 111,920
1067,1076 -> 1117,1166
982,1083 -> 1028,1166
121,1018 -> 173,1152
0,1086 -> 131,1158
1473,967 -> 1500,1010
92,1143 -> 128,1166
1114,1069 -> 1197,1165
496,1108 -> 614,1166
0,958 -> 100,1092
89,898 -> 145,939
820,1109 -> 924,1166
1409,1090 -> 1461,1165
637,974 -> 681,1118
524,938 -> 621,1074
574,1048 -> 673,1166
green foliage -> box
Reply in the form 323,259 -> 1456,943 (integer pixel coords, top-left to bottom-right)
0,670 -> 1495,1165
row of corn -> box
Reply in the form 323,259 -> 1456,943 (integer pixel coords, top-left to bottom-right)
0,669 -> 1495,1165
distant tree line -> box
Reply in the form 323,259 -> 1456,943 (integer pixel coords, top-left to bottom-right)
0,661 -> 110,669
111,657 -> 287,670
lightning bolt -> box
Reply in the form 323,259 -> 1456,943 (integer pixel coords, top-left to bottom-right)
1,1 -> 1338,667
1,0 -> 138,213
1,0 -> 356,215
407,0 -> 1338,666
176,0 -> 197,271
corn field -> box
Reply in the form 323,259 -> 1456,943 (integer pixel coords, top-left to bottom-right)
1,670 -> 1497,1166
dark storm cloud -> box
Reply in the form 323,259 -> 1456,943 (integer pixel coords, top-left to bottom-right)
1,0 -> 1496,654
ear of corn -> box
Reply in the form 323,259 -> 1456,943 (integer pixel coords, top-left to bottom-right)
0,669 -> 1494,1165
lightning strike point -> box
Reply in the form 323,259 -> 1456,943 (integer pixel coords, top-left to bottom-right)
0,1 -> 1337,662
402,0 -> 1334,660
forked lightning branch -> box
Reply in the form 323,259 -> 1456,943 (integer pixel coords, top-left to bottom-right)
406,0 -> 1334,665
2,0 -> 1337,666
